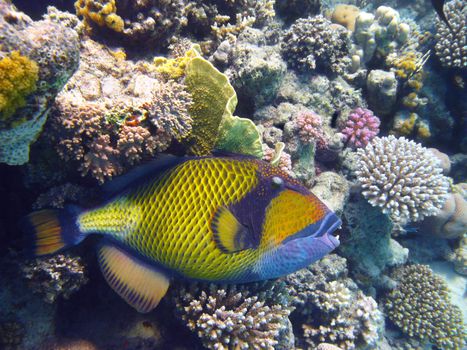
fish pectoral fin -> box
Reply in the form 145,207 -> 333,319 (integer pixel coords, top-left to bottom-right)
97,242 -> 170,313
211,206 -> 255,253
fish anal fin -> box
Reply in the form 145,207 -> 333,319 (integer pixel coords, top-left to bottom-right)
211,206 -> 254,253
98,243 -> 170,313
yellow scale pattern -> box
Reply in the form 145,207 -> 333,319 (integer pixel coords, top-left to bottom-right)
84,158 -> 263,280
262,190 -> 326,248
78,198 -> 142,239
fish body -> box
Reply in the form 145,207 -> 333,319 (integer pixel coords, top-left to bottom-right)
24,155 -> 341,312
431,0 -> 452,31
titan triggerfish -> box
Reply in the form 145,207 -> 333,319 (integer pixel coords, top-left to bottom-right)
23,154 -> 341,312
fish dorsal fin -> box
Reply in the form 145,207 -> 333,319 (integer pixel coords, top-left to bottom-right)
97,242 -> 170,313
101,154 -> 187,198
211,206 -> 255,253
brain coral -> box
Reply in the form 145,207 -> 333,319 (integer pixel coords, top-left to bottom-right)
385,264 -> 465,349
281,15 -> 351,74
355,135 -> 450,225
434,0 -> 466,70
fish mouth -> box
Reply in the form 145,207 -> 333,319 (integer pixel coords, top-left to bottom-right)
282,211 -> 342,247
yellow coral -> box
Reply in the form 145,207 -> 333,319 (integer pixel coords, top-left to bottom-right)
0,51 -> 39,123
154,45 -> 202,80
392,113 -> 418,136
75,0 -> 124,33
331,4 -> 360,31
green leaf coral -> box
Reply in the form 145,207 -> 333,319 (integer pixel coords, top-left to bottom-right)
183,48 -> 262,158
0,51 -> 39,125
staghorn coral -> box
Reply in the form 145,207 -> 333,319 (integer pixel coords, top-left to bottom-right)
171,281 -> 293,350
22,255 -> 88,304
284,255 -> 384,350
0,1 -> 79,165
0,51 -> 39,123
32,183 -> 91,210
355,135 -> 450,225
385,264 -> 465,349
339,107 -> 380,149
434,0 -> 466,70
281,16 -> 351,75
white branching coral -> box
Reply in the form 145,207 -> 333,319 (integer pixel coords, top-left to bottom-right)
171,281 -> 293,350
355,136 -> 450,225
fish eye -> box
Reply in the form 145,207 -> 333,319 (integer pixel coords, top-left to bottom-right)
272,176 -> 284,189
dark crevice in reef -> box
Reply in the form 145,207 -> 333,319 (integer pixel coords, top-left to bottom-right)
11,0 -> 75,20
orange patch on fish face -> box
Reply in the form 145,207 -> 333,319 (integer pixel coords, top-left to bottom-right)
261,190 -> 327,248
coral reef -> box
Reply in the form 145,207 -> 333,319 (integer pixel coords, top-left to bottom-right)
331,4 -> 360,31
48,38 -> 192,183
385,264 -> 465,349
22,255 -> 88,304
366,69 -> 398,116
0,1 -> 79,165
355,135 -> 450,225
340,195 -> 408,290
294,110 -> 329,148
222,28 -> 287,108
284,255 -> 384,350
339,107 -> 380,149
171,281 -> 294,350
434,0 -> 466,70
281,16 -> 351,75
353,6 -> 410,64
311,172 -> 350,215
419,191 -> 467,239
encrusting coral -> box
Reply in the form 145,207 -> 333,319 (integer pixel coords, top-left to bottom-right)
385,264 -> 465,349
0,51 -> 39,124
285,255 -> 384,350
281,15 -> 351,75
355,135 -> 450,225
434,0 -> 466,70
339,107 -> 380,149
170,281 -> 294,350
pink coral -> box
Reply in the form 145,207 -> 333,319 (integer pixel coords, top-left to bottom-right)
295,110 -> 328,149
262,145 -> 294,175
340,107 -> 380,149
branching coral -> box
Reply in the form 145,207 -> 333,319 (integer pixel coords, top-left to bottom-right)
339,107 -> 380,149
434,0 -> 466,70
0,51 -> 39,124
281,15 -> 351,74
48,39 -> 193,183
355,135 -> 450,225
285,255 -> 383,350
171,281 -> 293,350
22,255 -> 88,304
295,110 -> 328,148
385,264 -> 465,349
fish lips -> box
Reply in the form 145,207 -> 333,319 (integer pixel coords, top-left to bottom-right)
282,211 -> 341,249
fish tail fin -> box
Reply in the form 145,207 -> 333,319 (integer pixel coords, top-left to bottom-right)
21,205 -> 86,256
